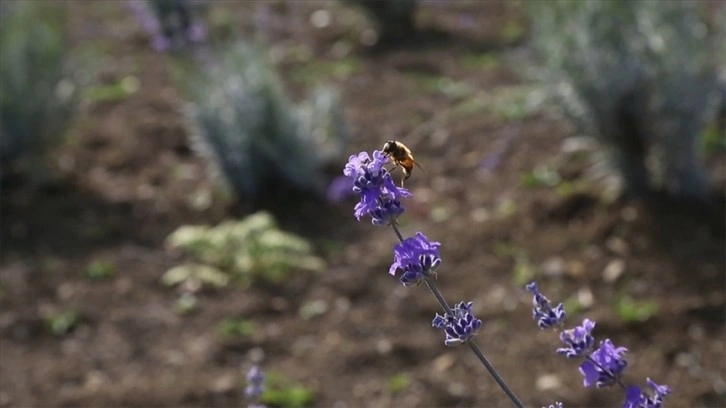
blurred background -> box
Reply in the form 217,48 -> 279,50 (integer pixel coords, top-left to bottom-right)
1,0 -> 724,406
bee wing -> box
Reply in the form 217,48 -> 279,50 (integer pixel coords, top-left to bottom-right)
413,159 -> 428,175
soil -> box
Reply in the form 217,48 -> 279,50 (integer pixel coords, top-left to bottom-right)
1,2 -> 724,408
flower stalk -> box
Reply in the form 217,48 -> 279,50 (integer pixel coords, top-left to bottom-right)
345,150 -> 525,408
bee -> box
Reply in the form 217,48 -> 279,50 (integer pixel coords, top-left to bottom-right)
382,140 -> 426,186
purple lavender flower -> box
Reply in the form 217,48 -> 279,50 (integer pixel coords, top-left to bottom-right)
526,282 -> 566,329
151,34 -> 171,51
343,150 -> 411,224
371,195 -> 405,226
624,386 -> 643,408
245,365 -> 265,399
623,378 -> 672,408
128,0 -> 161,33
557,318 -> 596,358
186,22 -> 206,43
579,339 -> 628,388
389,232 -> 441,286
542,403 -> 564,408
432,301 -> 483,346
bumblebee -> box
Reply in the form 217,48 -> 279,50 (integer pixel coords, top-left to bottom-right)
382,140 -> 426,186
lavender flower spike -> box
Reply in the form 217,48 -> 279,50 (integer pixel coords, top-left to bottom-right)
343,150 -> 411,224
542,403 -> 564,408
245,365 -> 265,399
579,339 -> 628,388
623,378 -> 672,408
557,318 -> 596,358
432,301 -> 483,346
526,281 -> 566,329
389,232 -> 442,286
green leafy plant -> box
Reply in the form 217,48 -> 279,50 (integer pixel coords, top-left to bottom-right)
163,212 -> 325,288
0,2 -> 83,174
84,75 -> 139,103
387,372 -> 412,394
216,318 -> 258,338
46,310 -> 80,336
185,43 -> 348,206
260,372 -> 316,408
529,0 -> 723,199
615,295 -> 660,323
84,260 -> 116,280
521,164 -> 561,188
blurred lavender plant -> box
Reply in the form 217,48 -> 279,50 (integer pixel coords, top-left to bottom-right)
0,1 -> 82,176
343,149 -> 525,407
341,0 -> 418,45
128,0 -> 206,51
185,43 -> 348,206
526,282 -> 672,407
245,365 -> 266,408
528,1 -> 723,199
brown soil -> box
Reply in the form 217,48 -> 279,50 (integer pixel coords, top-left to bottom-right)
1,2 -> 724,407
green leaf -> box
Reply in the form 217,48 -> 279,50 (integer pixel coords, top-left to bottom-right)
261,373 -> 316,408
84,260 -> 116,280
216,318 -> 258,338
615,296 -> 660,323
387,373 -> 412,394
46,311 -> 79,336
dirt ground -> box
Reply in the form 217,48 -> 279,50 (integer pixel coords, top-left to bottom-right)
1,1 -> 724,407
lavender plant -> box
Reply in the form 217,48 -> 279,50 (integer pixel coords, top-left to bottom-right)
343,147 -> 674,407
185,43 -> 348,206
0,1 -> 81,176
528,0 -> 723,199
343,149 -> 525,407
245,365 -> 266,408
526,282 -> 672,407
127,0 -> 206,51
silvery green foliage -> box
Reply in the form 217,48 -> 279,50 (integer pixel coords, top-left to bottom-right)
0,2 -> 80,168
187,44 -> 348,203
297,87 -> 350,166
529,0 -> 723,198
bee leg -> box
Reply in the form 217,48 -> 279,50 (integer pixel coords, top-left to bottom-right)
400,170 -> 411,188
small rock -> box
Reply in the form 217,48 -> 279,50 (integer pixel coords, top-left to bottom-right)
536,374 -> 562,391
211,373 -> 236,393
310,9 -> 330,28
567,260 -> 586,278
561,136 -> 596,153
542,257 -> 566,277
432,353 -> 455,373
446,382 -> 468,397
577,286 -> 594,308
375,338 -> 392,354
83,370 -> 107,392
606,237 -> 629,255
602,259 -> 626,283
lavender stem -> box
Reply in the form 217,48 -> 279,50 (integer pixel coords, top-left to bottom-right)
389,223 -> 526,408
